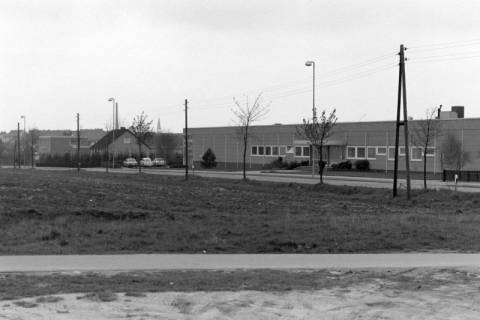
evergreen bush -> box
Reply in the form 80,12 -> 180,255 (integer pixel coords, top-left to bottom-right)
201,148 -> 217,168
354,159 -> 370,171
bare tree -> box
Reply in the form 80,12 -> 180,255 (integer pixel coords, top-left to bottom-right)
232,93 -> 269,180
411,107 -> 442,190
154,131 -> 183,165
296,107 -> 337,184
441,133 -> 470,173
130,111 -> 153,173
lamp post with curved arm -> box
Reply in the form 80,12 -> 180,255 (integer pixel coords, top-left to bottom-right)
305,60 -> 316,176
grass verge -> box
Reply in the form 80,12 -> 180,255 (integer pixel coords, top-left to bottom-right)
1,168 -> 480,253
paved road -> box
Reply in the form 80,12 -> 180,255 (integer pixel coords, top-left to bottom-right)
13,166 -> 479,192
1,254 -> 480,272
80,167 -> 479,192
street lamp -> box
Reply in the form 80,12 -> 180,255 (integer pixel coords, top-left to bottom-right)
305,61 -> 316,120
20,115 -> 26,167
107,98 -> 116,169
305,61 -> 316,177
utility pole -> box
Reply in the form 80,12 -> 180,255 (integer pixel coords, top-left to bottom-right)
21,116 -> 26,166
77,113 -> 80,173
13,141 -> 17,168
184,99 -> 189,180
107,98 -> 116,170
31,134 -> 34,169
393,44 -> 411,199
17,122 -> 21,168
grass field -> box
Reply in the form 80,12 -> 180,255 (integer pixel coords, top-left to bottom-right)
1,168 -> 480,254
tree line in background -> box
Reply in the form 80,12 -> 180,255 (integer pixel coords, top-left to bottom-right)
0,129 -> 40,167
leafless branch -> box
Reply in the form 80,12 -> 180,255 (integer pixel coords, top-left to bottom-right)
231,93 -> 270,180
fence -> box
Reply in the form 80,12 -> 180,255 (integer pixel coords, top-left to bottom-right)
443,170 -> 480,182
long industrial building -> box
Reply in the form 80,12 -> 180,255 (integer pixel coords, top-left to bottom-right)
187,106 -> 478,173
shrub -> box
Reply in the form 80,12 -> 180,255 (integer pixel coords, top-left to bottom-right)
263,157 -> 285,170
37,152 -> 111,168
331,160 -> 352,170
354,159 -> 370,171
200,148 -> 217,169
287,161 -> 301,170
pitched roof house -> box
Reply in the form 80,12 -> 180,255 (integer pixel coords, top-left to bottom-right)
90,127 -> 152,156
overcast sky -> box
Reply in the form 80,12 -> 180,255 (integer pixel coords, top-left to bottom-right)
1,0 -> 480,133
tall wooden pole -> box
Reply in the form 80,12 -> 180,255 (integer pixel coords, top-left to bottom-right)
393,44 -> 411,199
77,113 -> 80,173
17,122 -> 21,168
31,134 -> 34,168
13,141 -> 17,168
402,47 -> 412,199
185,99 -> 189,180
393,47 -> 402,197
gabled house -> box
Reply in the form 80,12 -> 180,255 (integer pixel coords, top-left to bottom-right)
90,127 -> 152,157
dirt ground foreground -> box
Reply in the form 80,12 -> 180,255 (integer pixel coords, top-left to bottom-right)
2,268 -> 480,319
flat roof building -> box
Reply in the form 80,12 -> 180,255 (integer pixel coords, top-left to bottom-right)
187,106 -> 479,173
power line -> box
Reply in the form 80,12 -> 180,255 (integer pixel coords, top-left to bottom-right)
321,53 -> 395,76
163,52 -> 397,108
410,49 -> 480,60
188,61 -> 398,109
266,63 -> 397,101
409,54 -> 480,64
182,62 -> 398,113
409,38 -> 480,50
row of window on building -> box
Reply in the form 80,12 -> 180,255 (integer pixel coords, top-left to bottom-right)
346,146 -> 435,161
250,145 -> 311,157
250,144 -> 436,161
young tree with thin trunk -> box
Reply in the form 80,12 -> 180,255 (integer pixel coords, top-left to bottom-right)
441,133 -> 470,173
411,107 -> 442,190
232,93 -> 269,180
130,111 -> 153,173
296,107 -> 337,184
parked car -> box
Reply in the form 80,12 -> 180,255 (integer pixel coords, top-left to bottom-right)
152,157 -> 166,166
123,157 -> 138,168
140,157 -> 153,167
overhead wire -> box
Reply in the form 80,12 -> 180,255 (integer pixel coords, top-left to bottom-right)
265,63 -> 397,101
176,52 -> 397,108
408,38 -> 480,51
157,51 -> 399,116
408,54 -> 480,65
155,39 -> 480,127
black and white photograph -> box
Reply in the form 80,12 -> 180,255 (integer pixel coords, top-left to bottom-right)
1,0 -> 480,318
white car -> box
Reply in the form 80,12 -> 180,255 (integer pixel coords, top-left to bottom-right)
123,157 -> 138,168
152,157 -> 166,166
140,157 -> 153,167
